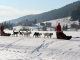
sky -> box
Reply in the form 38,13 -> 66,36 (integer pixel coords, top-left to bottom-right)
0,0 -> 78,23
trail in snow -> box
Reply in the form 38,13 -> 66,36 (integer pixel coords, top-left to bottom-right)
1,38 -> 24,51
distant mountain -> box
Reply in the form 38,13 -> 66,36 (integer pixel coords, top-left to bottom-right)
8,1 -> 80,24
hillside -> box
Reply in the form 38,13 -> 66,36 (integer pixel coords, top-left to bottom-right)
8,1 -> 80,24
37,17 -> 79,28
42,17 -> 72,27
10,17 -> 80,32
71,3 -> 80,21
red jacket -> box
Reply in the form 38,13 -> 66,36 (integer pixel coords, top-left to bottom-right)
0,25 -> 4,30
0,25 -> 8,36
56,24 -> 62,32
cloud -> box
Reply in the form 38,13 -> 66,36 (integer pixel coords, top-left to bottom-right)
0,5 -> 43,22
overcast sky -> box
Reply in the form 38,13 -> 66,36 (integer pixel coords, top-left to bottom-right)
0,0 -> 78,22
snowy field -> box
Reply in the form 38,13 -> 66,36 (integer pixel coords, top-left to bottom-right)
0,17 -> 80,60
0,30 -> 80,60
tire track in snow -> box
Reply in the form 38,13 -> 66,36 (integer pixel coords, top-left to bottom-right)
31,40 -> 46,54
31,40 -> 54,54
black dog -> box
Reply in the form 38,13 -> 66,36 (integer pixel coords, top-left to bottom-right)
33,32 -> 42,37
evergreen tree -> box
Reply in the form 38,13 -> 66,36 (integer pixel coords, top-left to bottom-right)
63,25 -> 68,31
33,19 -> 37,24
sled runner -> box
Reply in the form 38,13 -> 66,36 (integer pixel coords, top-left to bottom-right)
66,36 -> 72,40
53,36 -> 72,40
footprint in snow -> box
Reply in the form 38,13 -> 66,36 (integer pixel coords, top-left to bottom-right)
69,48 -> 72,50
78,45 -> 80,47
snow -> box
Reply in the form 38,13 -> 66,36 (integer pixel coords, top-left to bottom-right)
0,30 -> 80,60
0,17 -> 80,60
39,17 -> 79,28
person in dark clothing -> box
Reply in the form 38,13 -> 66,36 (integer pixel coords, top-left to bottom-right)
56,23 -> 72,40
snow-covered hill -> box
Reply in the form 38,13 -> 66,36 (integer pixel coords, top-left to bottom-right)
12,17 -> 80,31
38,17 -> 79,27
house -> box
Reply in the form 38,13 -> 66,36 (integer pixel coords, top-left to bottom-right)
40,23 -> 45,26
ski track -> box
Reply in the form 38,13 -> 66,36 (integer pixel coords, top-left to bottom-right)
0,37 -> 56,60
0,35 -> 80,60
0,37 -> 24,51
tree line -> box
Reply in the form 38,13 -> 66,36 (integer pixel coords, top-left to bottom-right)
0,21 -> 80,31
71,4 -> 80,22
0,21 -> 13,30
0,19 -> 37,30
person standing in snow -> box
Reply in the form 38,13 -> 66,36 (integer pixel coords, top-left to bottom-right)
0,25 -> 4,36
0,25 -> 11,36
56,23 -> 62,32
0,25 -> 4,32
56,23 -> 72,40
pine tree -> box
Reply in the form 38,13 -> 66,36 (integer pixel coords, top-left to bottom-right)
33,19 -> 37,24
